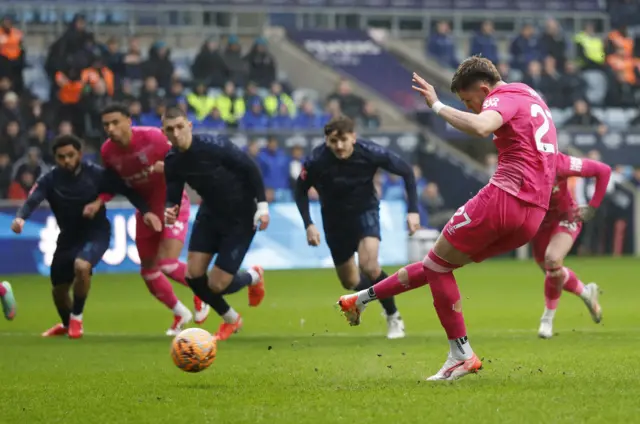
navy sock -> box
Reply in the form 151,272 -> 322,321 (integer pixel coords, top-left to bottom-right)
72,296 -> 86,316
354,274 -> 373,291
221,272 -> 253,295
375,271 -> 398,316
186,275 -> 231,316
56,306 -> 70,327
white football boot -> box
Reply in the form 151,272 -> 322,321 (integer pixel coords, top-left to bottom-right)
426,352 -> 483,381
384,312 -> 406,339
582,282 -> 603,324
166,310 -> 193,336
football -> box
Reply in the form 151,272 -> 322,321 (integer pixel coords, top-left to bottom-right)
170,328 -> 217,373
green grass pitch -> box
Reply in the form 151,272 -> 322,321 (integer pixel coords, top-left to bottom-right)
1,257 -> 639,423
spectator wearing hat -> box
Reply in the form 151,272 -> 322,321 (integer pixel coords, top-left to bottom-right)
244,37 -> 276,88
222,35 -> 249,86
192,38 -> 228,89
142,41 -> 174,91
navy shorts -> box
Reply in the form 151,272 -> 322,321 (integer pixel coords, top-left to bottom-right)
50,227 -> 111,286
323,208 -> 381,266
188,209 -> 256,275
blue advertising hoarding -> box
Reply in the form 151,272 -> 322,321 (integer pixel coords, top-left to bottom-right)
0,201 -> 409,276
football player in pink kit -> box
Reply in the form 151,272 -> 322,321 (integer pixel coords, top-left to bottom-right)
84,104 -> 209,336
533,152 -> 611,339
338,57 -> 558,381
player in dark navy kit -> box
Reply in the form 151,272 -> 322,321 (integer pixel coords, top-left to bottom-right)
294,116 -> 421,339
162,107 -> 269,341
10,135 -> 162,339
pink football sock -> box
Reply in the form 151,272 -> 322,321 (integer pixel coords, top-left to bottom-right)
141,269 -> 179,309
372,262 -> 428,299
0,284 -> 6,297
423,251 -> 466,340
562,267 -> 585,296
158,259 -> 188,287
544,266 -> 564,310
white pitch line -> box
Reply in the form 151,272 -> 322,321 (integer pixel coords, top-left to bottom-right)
0,327 -> 639,339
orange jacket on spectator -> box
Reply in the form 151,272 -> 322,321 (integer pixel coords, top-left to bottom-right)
608,30 -> 634,58
81,67 -> 114,96
55,71 -> 84,104
607,53 -> 636,85
0,27 -> 23,60
7,181 -> 27,200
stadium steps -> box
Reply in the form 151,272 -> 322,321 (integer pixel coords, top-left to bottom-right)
264,26 -> 490,183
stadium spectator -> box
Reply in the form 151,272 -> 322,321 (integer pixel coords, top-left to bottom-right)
0,91 -> 23,129
240,100 -> 269,130
27,121 -> 53,164
427,21 -> 458,69
165,80 -> 187,109
199,108 -> 226,130
1,120 -> 26,161
358,101 -> 381,129
140,102 -> 166,128
54,66 -> 85,132
128,100 -> 143,126
257,136 -> 291,202
45,14 -> 94,88
122,38 -> 144,82
81,54 -> 115,97
139,76 -> 163,114
0,75 -> 12,103
497,62 -> 515,82
289,145 -> 304,190
419,182 -> 451,230
539,18 -> 567,71
222,35 -> 249,86
564,99 -> 606,133
243,81 -> 263,108
7,169 -> 34,200
142,41 -> 174,92
83,79 -> 112,138
541,56 -> 564,107
187,82 -> 216,121
57,120 -> 73,136
522,60 -> 544,95
245,37 -> 277,88
0,152 -> 10,197
510,23 -> 540,73
0,16 -> 25,95
191,38 -> 228,88
215,81 -> 245,128
270,103 -> 294,129
606,67 -> 638,107
574,22 -> 605,70
245,139 -> 261,161
328,80 -> 363,120
469,20 -> 499,65
560,61 -> 587,107
100,37 -> 125,83
293,100 -> 323,129
264,81 -> 295,117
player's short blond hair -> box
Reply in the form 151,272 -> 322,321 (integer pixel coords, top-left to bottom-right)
450,56 -> 502,93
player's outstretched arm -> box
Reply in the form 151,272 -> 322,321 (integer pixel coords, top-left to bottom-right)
412,72 -> 504,138
13,173 -> 50,233
101,167 -> 152,215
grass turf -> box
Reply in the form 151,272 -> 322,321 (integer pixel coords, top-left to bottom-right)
1,257 -> 639,423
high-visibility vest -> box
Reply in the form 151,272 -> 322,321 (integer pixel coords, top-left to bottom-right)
574,32 -> 605,65
0,28 -> 22,60
56,72 -> 84,104
608,30 -> 634,57
81,67 -> 115,96
607,54 -> 636,85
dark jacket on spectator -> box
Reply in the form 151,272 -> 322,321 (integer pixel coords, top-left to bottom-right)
192,40 -> 228,88
244,39 -> 276,88
142,42 -> 174,91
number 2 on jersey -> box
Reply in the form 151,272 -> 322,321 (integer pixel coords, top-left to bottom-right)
531,103 -> 556,154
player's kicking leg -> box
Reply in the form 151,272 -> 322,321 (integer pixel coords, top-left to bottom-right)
338,186 -> 544,381
534,226 -> 602,339
0,281 -> 16,320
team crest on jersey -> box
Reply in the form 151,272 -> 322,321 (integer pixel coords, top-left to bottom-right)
482,97 -> 499,109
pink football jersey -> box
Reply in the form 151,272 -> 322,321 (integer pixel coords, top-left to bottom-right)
482,82 -> 558,210
100,126 -> 172,210
543,153 -> 612,224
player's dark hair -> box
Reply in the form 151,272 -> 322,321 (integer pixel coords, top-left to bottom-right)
324,115 -> 355,137
52,134 -> 83,154
163,107 -> 188,120
100,103 -> 131,118
450,56 -> 502,93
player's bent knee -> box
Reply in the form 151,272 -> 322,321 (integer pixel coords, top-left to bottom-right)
359,262 -> 381,280
397,267 -> 409,284
73,259 -> 92,278
544,251 -> 564,270
339,278 -> 358,291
